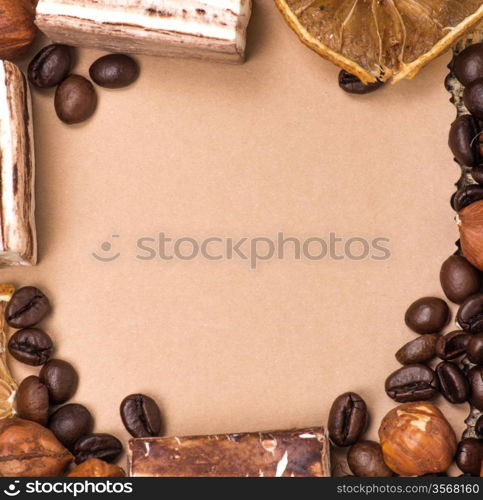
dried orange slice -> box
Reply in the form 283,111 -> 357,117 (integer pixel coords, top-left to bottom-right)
0,284 -> 16,420
275,0 -> 483,83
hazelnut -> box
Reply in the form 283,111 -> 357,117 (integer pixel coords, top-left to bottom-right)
458,200 -> 483,270
0,0 -> 37,60
0,417 -> 73,476
378,402 -> 457,476
67,458 -> 125,477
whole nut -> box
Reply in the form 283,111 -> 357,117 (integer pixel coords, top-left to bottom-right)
0,417 -> 72,476
458,200 -> 483,270
67,458 -> 125,477
0,0 -> 37,60
378,402 -> 457,476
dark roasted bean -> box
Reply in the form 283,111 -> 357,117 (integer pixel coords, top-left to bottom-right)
28,44 -> 72,88
5,287 -> 51,329
464,78 -> 483,121
89,54 -> 139,89
49,404 -> 93,448
453,43 -> 483,87
453,185 -> 483,212
455,438 -> 483,476
435,330 -> 470,360
74,433 -> 123,464
347,441 -> 393,477
468,366 -> 483,411
328,392 -> 367,447
8,328 -> 53,366
467,332 -> 483,365
435,362 -> 469,404
385,364 -> 439,402
120,394 -> 162,438
457,292 -> 483,333
39,359 -> 78,404
338,70 -> 384,94
404,297 -> 449,334
395,334 -> 439,365
16,376 -> 49,426
448,115 -> 481,167
440,255 -> 481,304
55,75 -> 97,124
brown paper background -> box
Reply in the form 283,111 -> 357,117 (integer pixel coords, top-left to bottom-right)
3,1 -> 469,474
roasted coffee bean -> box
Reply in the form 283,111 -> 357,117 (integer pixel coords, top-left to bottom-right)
55,75 -> 97,125
74,433 -> 123,464
16,376 -> 49,426
448,115 -> 481,167
475,415 -> 483,438
472,164 -> 483,185
5,286 -> 51,329
49,404 -> 93,448
8,328 -> 53,366
328,392 -> 367,447
347,441 -> 393,477
454,43 -> 483,87
468,366 -> 483,411
467,332 -> 483,365
404,297 -> 449,334
435,330 -> 470,360
39,359 -> 78,404
89,54 -> 139,89
385,364 -> 439,402
338,70 -> 384,95
464,78 -> 483,121
120,394 -> 162,438
455,438 -> 483,476
440,255 -> 481,304
435,362 -> 469,404
395,334 -> 439,365
28,44 -> 72,88
457,292 -> 483,333
453,185 -> 483,212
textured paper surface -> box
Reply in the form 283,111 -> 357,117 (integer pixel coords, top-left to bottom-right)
1,2 -> 469,474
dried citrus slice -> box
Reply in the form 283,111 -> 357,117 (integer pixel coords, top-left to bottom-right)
0,284 -> 16,420
275,0 -> 483,83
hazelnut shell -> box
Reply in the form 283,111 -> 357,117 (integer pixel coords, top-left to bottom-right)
458,200 -> 483,270
67,458 -> 125,477
0,0 -> 37,60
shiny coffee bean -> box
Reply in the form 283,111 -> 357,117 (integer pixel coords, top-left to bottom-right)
440,255 -> 481,304
457,292 -> 483,333
49,404 -> 93,448
395,334 -> 439,365
328,392 -> 367,447
475,415 -> 483,438
347,441 -> 393,477
5,286 -> 51,329
338,70 -> 384,95
404,297 -> 449,334
448,115 -> 481,167
468,366 -> 483,411
467,332 -> 483,365
435,362 -> 469,404
8,328 -> 53,366
89,54 -> 139,89
74,433 -> 123,464
471,164 -> 483,185
455,438 -> 483,476
55,75 -> 97,124
463,78 -> 483,120
39,359 -> 78,404
120,394 -> 162,438
28,44 -> 72,88
385,364 -> 439,402
16,376 -> 49,426
453,185 -> 483,212
435,330 -> 470,360
453,43 -> 483,86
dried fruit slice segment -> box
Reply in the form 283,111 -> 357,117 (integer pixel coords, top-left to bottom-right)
275,0 -> 483,83
0,284 -> 17,419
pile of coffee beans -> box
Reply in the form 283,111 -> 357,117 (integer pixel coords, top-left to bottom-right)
5,285 -> 163,473
28,44 -> 140,125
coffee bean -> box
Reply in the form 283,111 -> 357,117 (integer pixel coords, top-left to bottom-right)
404,297 -> 450,334
455,438 -> 483,476
385,364 -> 439,402
120,394 -> 162,438
467,332 -> 483,365
468,366 -> 483,411
73,433 -> 123,464
463,78 -> 483,120
55,75 -> 97,125
39,359 -> 78,404
457,292 -> 483,333
395,334 -> 439,365
338,70 -> 384,95
8,328 -> 53,366
5,286 -> 51,329
475,415 -> 483,438
448,115 -> 481,167
28,44 -> 72,88
435,330 -> 470,360
453,185 -> 483,212
472,165 -> 483,184
347,441 -> 393,477
453,43 -> 483,87
435,362 -> 469,404
16,376 -> 49,426
49,404 -> 93,448
440,255 -> 481,304
89,54 -> 139,89
328,392 -> 367,447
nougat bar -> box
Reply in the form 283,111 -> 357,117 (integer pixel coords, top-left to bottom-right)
35,0 -> 252,63
129,427 -> 330,477
0,61 -> 36,266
